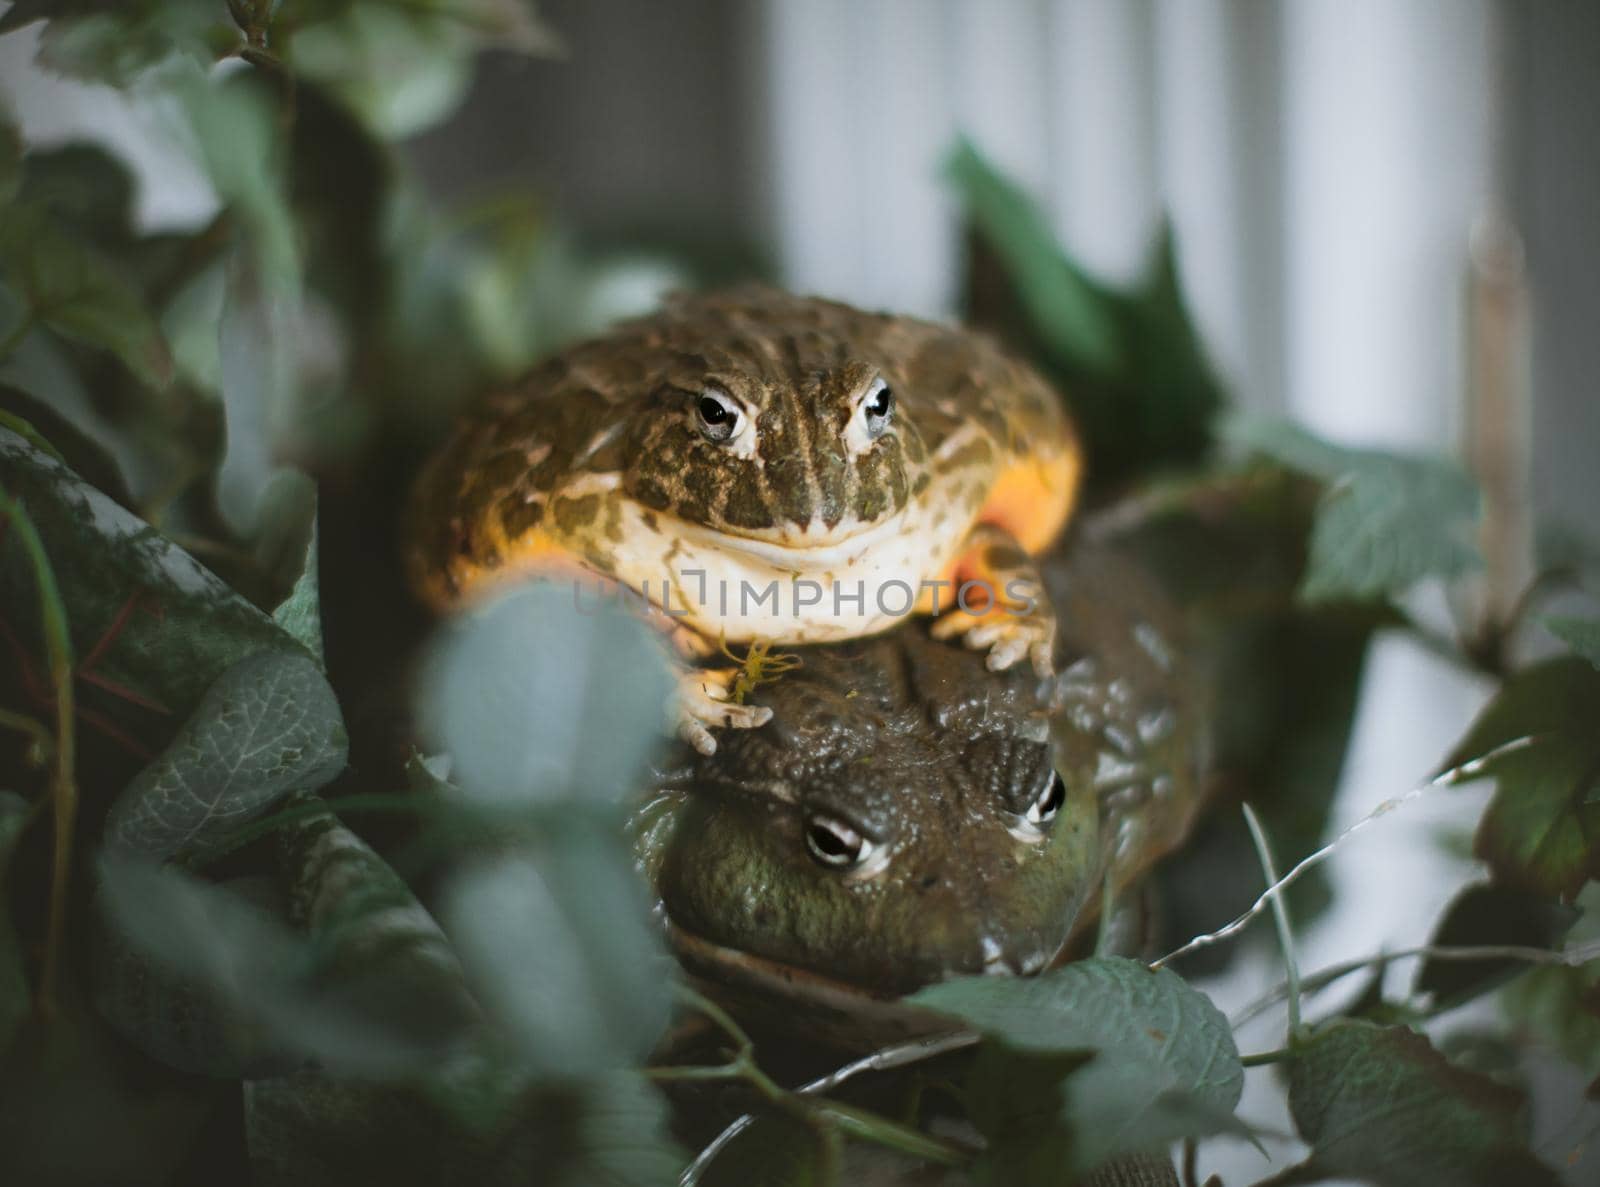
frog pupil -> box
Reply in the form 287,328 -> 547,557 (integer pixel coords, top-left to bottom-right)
699,397 -> 730,424
696,394 -> 739,442
1029,772 -> 1066,825
868,387 -> 893,418
806,816 -> 862,867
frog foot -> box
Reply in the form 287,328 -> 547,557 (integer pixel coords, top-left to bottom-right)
672,666 -> 774,756
929,570 -> 1056,678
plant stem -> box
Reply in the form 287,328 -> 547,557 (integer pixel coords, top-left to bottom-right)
1243,804 -> 1302,1039
0,494 -> 75,1018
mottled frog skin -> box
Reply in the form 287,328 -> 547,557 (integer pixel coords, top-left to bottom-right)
407,287 -> 1080,753
635,540 -> 1206,1045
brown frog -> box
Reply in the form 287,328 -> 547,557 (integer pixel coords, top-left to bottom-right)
406,287 -> 1081,754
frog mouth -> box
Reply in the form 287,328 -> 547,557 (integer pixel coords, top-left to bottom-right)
683,508 -> 913,565
662,917 -> 1071,1006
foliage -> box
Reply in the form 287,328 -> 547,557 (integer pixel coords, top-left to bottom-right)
0,5 -> 1596,1186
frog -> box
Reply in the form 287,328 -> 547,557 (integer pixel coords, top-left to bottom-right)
633,535 -> 1207,1047
406,286 -> 1082,755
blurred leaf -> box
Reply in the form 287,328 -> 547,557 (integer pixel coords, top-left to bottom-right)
946,138 -> 1119,377
0,429 -> 302,754
0,792 -> 31,1051
439,822 -> 673,1080
949,141 -> 1224,481
97,852 -> 470,1077
1415,883 -> 1580,1010
16,142 -> 137,248
175,70 -> 299,291
0,202 -> 174,387
911,957 -> 1244,1172
418,585 -> 672,806
1545,615 -> 1600,669
28,4 -> 228,86
1502,959 -> 1600,1080
701,1114 -> 823,1187
1227,416 -> 1483,602
1445,657 -> 1600,901
1282,1019 -> 1558,1186
103,649 -> 347,863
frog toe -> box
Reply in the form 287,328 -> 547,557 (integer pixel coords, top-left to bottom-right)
672,668 -> 773,755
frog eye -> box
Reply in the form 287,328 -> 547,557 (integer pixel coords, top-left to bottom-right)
804,812 -> 877,870
694,388 -> 743,444
860,377 -> 894,439
1026,771 -> 1068,828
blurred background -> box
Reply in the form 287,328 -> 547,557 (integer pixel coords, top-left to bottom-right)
4,0 -> 1597,1179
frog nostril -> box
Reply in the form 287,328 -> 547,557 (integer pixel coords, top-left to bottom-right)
919,873 -> 938,891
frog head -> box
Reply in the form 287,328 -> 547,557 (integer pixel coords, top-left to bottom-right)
618,291 -> 930,548
652,630 -> 1102,998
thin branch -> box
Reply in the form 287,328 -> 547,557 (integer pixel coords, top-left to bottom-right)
1152,737 -> 1534,970
1230,938 -> 1600,1029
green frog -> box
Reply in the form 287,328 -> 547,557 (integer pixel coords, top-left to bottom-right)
406,286 -> 1081,754
635,537 -> 1207,1045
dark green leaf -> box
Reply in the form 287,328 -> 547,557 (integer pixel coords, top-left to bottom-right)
1415,883 -> 1580,1009
1283,1019 -> 1559,1186
32,6 -> 226,86
946,138 -> 1120,378
0,203 -> 173,387
1445,657 -> 1600,901
949,142 -> 1224,481
911,957 -> 1244,1172
16,143 -> 137,248
103,650 -> 346,862
1546,616 -> 1600,669
0,429 -> 303,757
1227,416 -> 1482,602
439,822 -> 673,1080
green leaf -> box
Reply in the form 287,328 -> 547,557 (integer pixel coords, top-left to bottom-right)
29,5 -> 227,86
271,518 -> 323,663
1546,615 -> 1600,669
1415,883 -> 1580,1010
948,142 -> 1224,481
0,429 -> 305,755
1445,656 -> 1600,901
1283,1019 -> 1559,1186
439,821 -> 673,1080
104,649 -> 347,863
910,957 -> 1244,1172
418,585 -> 672,806
1227,415 -> 1483,601
0,203 -> 174,387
